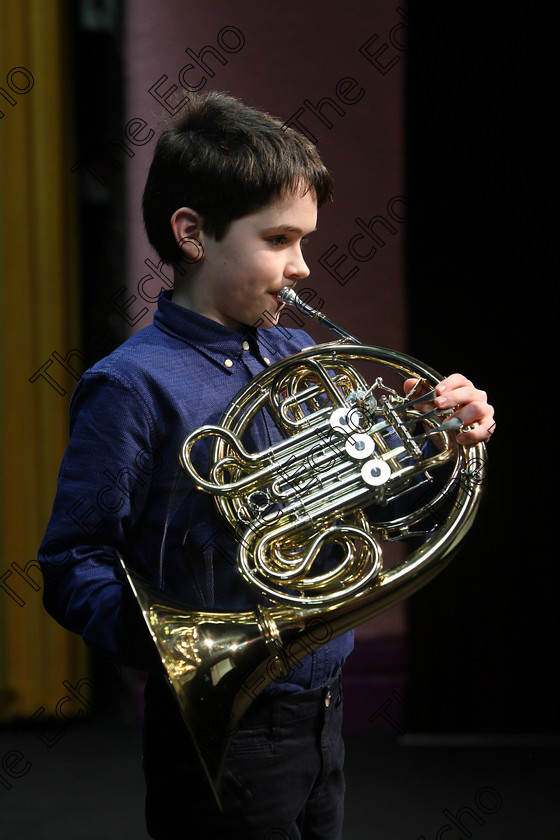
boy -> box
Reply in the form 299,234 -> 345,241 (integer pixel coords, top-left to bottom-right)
39,92 -> 494,839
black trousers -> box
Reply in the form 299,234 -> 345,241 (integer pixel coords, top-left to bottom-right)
143,673 -> 345,840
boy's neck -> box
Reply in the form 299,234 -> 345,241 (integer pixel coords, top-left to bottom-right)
171,276 -> 241,332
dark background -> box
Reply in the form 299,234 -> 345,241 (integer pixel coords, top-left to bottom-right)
406,5 -> 556,733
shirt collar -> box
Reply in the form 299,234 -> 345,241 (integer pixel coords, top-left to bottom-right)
153,290 -> 263,373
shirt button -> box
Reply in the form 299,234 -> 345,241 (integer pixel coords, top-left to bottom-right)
242,341 -> 250,351
263,357 -> 271,365
324,688 -> 331,708
224,358 -> 233,368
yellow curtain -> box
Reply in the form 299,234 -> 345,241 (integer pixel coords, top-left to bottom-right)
0,0 -> 89,721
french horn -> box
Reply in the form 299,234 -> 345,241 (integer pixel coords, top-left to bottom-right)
122,288 -> 487,807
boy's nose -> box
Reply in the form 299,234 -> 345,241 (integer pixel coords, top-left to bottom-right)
286,250 -> 310,280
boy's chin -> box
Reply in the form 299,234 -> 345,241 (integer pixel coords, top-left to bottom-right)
265,298 -> 285,325
263,309 -> 284,328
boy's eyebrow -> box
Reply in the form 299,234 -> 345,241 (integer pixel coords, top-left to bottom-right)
263,224 -> 317,234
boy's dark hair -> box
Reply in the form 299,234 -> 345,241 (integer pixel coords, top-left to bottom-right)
142,92 -> 334,264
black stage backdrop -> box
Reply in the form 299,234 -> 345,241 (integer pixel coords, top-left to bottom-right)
405,4 -> 556,733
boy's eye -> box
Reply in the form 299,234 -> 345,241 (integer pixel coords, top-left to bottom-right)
268,235 -> 309,247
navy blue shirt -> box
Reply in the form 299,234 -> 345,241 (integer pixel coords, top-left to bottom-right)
39,291 -> 354,688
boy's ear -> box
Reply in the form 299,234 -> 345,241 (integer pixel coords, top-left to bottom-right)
170,207 -> 205,263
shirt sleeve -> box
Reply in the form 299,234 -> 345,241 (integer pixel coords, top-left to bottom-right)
38,370 -> 160,671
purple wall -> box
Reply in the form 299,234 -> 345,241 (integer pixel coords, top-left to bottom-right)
122,1 -> 407,347
122,0 -> 408,733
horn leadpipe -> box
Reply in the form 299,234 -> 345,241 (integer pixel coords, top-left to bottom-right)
278,287 -> 449,426
278,287 -> 362,343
